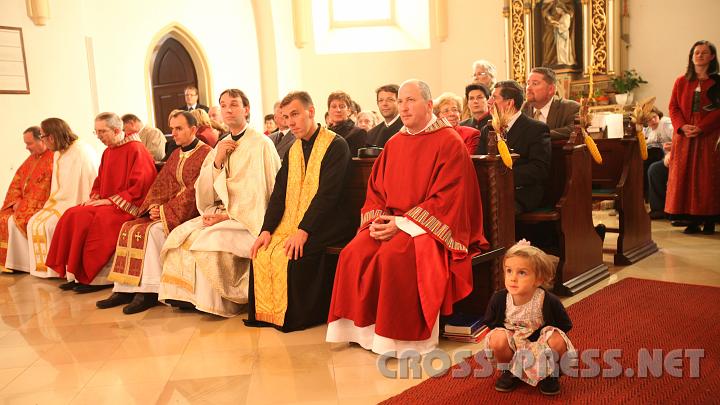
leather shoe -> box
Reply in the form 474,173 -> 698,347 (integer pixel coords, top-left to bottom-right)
165,299 -> 196,310
495,370 -> 519,392
73,284 -> 112,294
539,376 -> 560,395
123,293 -> 159,314
59,281 -> 77,290
96,292 -> 134,309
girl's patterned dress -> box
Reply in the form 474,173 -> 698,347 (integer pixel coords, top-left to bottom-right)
484,288 -> 576,386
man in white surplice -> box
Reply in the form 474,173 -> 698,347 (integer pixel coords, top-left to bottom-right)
5,118 -> 98,277
158,89 -> 281,317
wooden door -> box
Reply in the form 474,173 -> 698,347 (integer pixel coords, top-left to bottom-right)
151,38 -> 197,134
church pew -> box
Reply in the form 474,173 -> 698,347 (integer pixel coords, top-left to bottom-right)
591,134 -> 658,265
515,127 -> 609,296
328,153 -> 516,317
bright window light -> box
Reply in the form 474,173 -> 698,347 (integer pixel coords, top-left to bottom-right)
331,0 -> 392,24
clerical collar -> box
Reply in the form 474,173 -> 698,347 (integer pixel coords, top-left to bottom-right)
180,137 -> 200,152
406,115 -> 438,135
230,123 -> 248,141
506,110 -> 523,131
302,124 -> 321,145
384,115 -> 400,128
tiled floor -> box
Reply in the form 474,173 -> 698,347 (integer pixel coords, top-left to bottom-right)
0,215 -> 718,404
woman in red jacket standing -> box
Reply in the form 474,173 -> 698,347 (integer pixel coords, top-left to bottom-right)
666,40 -> 720,234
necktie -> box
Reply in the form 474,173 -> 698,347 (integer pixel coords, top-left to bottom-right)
533,109 -> 542,120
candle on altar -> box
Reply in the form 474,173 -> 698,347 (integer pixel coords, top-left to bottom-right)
589,40 -> 594,99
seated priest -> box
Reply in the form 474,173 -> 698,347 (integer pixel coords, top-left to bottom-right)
1,127 -> 54,273
246,90 -> 352,332
46,112 -> 156,293
158,88 -> 281,317
521,67 -> 580,139
365,84 -> 402,148
97,110 -> 212,314
5,118 -> 98,277
326,79 -> 489,356
476,80 -> 551,214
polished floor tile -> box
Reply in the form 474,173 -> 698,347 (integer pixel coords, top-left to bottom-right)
0,214 -> 717,404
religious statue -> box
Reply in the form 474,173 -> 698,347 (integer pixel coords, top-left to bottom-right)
541,0 -> 576,67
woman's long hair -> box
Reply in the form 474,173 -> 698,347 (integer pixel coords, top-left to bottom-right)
685,40 -> 718,81
41,118 -> 78,152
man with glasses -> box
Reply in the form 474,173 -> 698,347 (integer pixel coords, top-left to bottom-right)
45,112 -> 156,293
366,84 -> 402,148
476,81 -> 551,214
0,127 -> 54,274
181,85 -> 209,113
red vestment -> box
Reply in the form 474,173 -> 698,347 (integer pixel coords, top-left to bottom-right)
666,75 -> 720,218
45,135 -> 156,284
0,150 -> 54,265
328,119 -> 489,341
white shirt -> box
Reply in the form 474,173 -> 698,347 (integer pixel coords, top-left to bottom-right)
643,116 -> 673,149
533,99 -> 553,123
384,115 -> 400,127
506,110 -> 523,132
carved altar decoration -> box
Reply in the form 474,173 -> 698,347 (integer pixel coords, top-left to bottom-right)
503,0 -> 623,101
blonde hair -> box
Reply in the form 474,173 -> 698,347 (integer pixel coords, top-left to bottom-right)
434,92 -> 463,115
503,243 -> 556,289
190,108 -> 213,127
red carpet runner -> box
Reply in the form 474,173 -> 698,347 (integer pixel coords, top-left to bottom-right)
382,278 -> 719,404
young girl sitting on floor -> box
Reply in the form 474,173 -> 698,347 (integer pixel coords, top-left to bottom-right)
483,241 -> 576,395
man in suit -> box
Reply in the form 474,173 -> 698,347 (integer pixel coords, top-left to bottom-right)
267,101 -> 295,160
476,80 -> 551,214
365,84 -> 402,148
180,85 -> 209,113
522,67 -> 579,139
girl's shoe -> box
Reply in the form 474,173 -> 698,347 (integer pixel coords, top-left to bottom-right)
495,370 -> 519,392
538,376 -> 560,395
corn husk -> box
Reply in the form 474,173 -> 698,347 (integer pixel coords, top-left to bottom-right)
636,129 -> 648,160
583,128 -> 603,164
631,96 -> 657,126
497,138 -> 513,169
491,104 -> 513,169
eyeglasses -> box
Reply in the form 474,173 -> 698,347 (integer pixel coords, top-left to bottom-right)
473,72 -> 490,78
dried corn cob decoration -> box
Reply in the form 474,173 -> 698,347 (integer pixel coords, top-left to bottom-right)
631,96 -> 656,161
578,98 -> 603,164
583,128 -> 603,164
491,104 -> 513,169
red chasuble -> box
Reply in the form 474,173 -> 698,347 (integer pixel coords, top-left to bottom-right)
666,75 -> 720,217
0,150 -> 54,266
109,141 -> 211,285
45,135 -> 156,284
328,119 -> 489,341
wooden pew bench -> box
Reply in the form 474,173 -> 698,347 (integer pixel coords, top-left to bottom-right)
591,137 -> 658,265
515,128 -> 609,296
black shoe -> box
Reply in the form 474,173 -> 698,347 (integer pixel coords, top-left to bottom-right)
594,224 -> 607,241
538,376 -> 560,395
73,284 -> 113,294
671,220 -> 690,227
702,222 -> 715,235
165,299 -> 196,310
683,224 -> 701,234
123,293 -> 159,314
495,370 -> 519,392
648,211 -> 666,220
59,281 -> 77,290
96,292 -> 134,309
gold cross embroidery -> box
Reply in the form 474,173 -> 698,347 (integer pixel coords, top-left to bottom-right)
121,231 -> 128,240
134,232 -> 142,242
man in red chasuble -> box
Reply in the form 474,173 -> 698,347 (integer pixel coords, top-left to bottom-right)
97,111 -> 212,314
46,112 -> 157,293
0,127 -> 53,273
326,79 -> 489,356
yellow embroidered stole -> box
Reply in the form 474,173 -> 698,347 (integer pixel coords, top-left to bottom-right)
252,128 -> 334,326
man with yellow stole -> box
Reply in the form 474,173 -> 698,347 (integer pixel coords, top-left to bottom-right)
4,118 -> 98,276
97,111 -> 212,314
247,91 -> 352,332
0,127 -> 53,273
158,89 -> 281,317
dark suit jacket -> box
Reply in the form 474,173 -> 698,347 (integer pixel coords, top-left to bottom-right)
475,113 -> 551,213
460,113 -> 491,133
365,118 -> 403,148
521,97 -> 579,139
329,119 -> 367,157
181,104 -> 210,113
268,129 -> 296,160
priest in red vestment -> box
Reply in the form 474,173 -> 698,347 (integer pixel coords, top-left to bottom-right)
666,40 -> 720,234
1,127 -> 53,273
46,112 -> 156,293
326,79 -> 489,356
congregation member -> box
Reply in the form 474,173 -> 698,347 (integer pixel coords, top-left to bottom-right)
5,118 -> 98,277
477,80 -> 551,214
264,113 -> 277,135
190,108 -> 219,147
462,59 -> 498,121
0,127 -> 53,273
121,114 -> 166,161
180,85 -> 209,112
435,92 -> 481,154
642,108 -> 673,200
326,79 -> 489,356
159,89 -> 281,317
366,84 -> 403,148
98,111 -> 212,314
268,101 -> 296,159
208,105 -> 223,123
460,83 -> 492,132
521,67 -> 579,139
46,113 -> 156,293
648,144 -> 673,220
327,91 -> 367,156
356,111 -> 380,132
247,91 -> 352,332
666,40 -> 720,234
